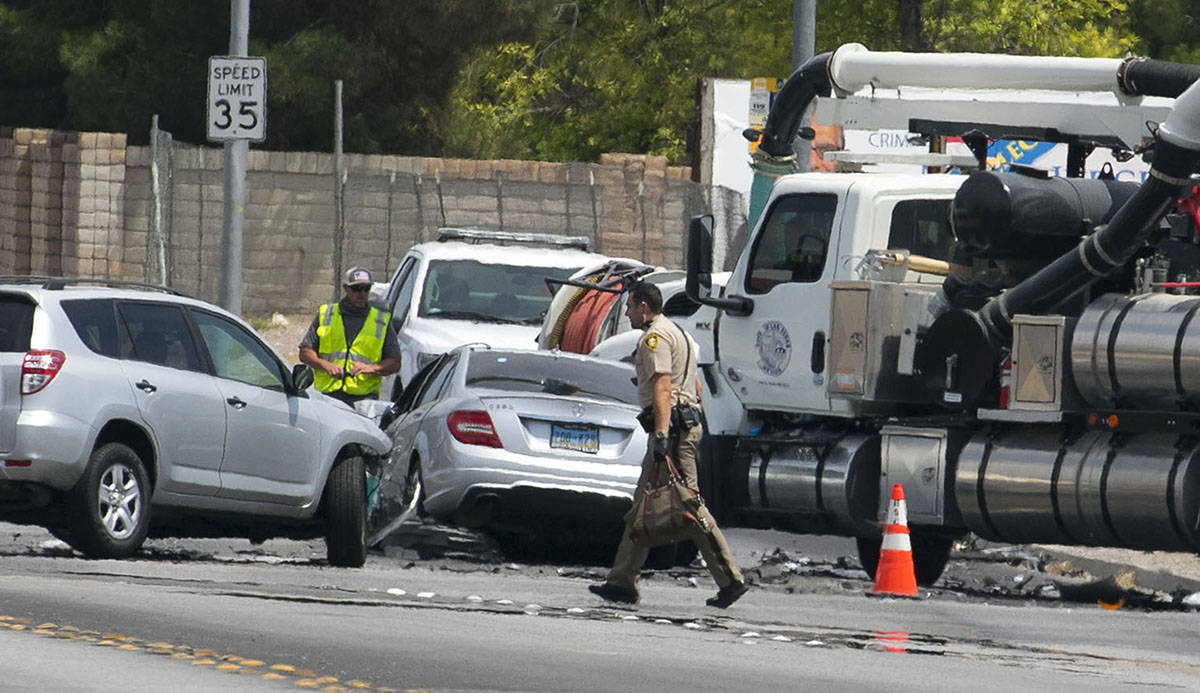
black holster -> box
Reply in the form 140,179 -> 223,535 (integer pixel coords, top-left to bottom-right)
670,403 -> 701,431
638,403 -> 701,435
636,407 -> 655,433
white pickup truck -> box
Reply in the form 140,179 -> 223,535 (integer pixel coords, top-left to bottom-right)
370,228 -> 607,399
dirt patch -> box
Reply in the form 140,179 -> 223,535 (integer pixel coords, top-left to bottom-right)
256,313 -> 313,364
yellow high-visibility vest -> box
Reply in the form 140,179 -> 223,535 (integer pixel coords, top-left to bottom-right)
313,303 -> 391,396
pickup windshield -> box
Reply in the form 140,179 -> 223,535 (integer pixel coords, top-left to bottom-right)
419,260 -> 578,324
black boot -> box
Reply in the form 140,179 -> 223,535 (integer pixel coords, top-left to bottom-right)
589,582 -> 639,604
706,580 -> 749,608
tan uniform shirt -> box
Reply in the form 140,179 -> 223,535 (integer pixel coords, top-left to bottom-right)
633,314 -> 698,409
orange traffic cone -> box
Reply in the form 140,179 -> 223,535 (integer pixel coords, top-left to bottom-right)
872,483 -> 918,597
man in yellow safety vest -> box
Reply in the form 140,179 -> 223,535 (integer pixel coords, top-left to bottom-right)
299,267 -> 401,405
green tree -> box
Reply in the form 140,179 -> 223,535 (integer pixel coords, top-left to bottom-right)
815,0 -> 1134,55
0,1 -> 108,129
58,1 -> 226,139
1,0 -> 550,151
442,0 -> 791,164
921,0 -> 1134,56
0,0 -> 1162,161
442,0 -> 1140,164
1129,0 -> 1200,62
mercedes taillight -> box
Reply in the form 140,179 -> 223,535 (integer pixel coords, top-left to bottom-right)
446,409 -> 502,448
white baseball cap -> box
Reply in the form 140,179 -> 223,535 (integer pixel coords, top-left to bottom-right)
343,267 -> 372,286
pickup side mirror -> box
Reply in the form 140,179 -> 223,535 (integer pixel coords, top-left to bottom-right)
291,363 -> 314,394
685,214 -> 754,316
685,215 -> 714,299
367,281 -> 389,311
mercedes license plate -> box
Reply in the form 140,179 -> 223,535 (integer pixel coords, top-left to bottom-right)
550,424 -> 599,454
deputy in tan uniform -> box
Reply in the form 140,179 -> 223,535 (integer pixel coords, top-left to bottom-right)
589,281 -> 748,608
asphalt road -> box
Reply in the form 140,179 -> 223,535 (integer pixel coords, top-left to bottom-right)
2,523 -> 1200,692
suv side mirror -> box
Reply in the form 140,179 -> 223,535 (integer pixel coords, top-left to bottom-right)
685,214 -> 754,316
291,363 -> 314,393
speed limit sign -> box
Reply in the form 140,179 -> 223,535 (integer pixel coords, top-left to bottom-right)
207,56 -> 267,142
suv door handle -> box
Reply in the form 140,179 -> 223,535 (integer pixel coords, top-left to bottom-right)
135,379 -> 157,393
226,396 -> 247,409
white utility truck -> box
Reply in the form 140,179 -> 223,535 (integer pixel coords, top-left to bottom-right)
684,44 -> 1200,583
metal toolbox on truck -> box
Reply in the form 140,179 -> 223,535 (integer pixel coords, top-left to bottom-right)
827,280 -> 938,403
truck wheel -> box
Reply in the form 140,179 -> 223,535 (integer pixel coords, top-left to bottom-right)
325,454 -> 367,567
67,443 -> 151,559
855,534 -> 881,580
911,532 -> 954,586
697,432 -> 731,522
856,531 -> 953,587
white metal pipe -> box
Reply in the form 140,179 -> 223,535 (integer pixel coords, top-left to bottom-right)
828,43 -> 1123,95
1159,77 -> 1200,150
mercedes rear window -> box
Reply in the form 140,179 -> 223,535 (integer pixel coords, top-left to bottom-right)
0,295 -> 35,352
465,351 -> 636,405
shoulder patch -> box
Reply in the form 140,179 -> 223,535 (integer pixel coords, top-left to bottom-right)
643,333 -> 659,350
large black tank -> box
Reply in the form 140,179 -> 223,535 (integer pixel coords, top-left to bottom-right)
951,170 -> 1139,260
918,147 -> 1199,407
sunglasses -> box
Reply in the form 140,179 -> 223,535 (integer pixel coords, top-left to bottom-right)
347,285 -> 370,293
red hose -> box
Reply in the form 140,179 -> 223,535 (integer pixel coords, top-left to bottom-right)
559,288 -> 619,354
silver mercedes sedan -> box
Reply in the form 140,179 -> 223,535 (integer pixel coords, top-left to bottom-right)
369,346 -> 647,559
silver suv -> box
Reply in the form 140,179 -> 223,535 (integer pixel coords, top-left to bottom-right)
0,277 -> 391,566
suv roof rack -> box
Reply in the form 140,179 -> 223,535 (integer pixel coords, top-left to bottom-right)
0,275 -> 190,296
436,227 -> 591,250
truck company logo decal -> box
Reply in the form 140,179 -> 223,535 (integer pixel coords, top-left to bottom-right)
755,321 -> 792,376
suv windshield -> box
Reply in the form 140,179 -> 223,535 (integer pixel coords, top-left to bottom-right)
418,260 -> 578,324
465,351 -> 636,404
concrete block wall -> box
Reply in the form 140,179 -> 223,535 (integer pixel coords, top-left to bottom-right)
1,128 -> 128,279
0,127 -> 34,275
1,126 -> 719,317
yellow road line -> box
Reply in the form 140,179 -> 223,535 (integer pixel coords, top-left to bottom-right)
0,612 -> 408,692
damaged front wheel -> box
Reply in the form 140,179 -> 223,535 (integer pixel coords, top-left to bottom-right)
325,454 -> 367,567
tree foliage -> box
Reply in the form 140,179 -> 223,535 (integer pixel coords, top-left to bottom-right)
443,0 -> 1140,164
1,0 -> 547,151
1128,0 -> 1200,62
816,0 -> 1134,55
0,0 -> 1193,162
442,1 -> 790,164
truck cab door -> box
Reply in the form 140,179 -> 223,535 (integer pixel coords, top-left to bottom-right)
718,191 -> 842,414
379,255 -> 419,399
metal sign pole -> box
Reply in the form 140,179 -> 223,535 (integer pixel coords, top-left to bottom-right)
219,0 -> 249,314
791,0 -> 816,173
332,79 -> 344,303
